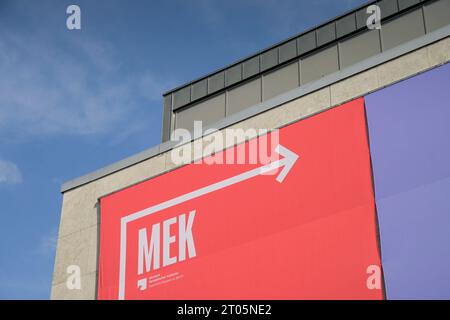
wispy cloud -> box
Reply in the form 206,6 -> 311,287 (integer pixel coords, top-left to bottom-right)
37,228 -> 58,256
0,159 -> 22,185
0,28 -> 172,141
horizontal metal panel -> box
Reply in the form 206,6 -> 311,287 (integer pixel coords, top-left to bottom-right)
175,93 -> 226,132
336,13 -> 357,38
423,0 -> 450,32
378,0 -> 399,19
225,64 -> 242,86
317,22 -> 336,47
226,78 -> 262,116
381,8 -> 426,50
339,30 -> 381,68
260,48 -> 279,72
243,56 -> 260,79
301,45 -> 339,84
297,31 -> 317,55
173,86 -> 191,110
208,72 -> 225,94
279,39 -> 297,63
398,0 -> 422,11
191,79 -> 208,101
263,62 -> 300,101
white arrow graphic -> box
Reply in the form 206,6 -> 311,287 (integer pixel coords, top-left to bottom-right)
117,144 -> 299,299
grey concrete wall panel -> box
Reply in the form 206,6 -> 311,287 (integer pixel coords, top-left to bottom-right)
172,86 -> 191,110
191,79 -> 208,101
243,56 -> 260,79
225,64 -> 243,86
175,93 -> 226,132
339,30 -> 382,68
261,48 -> 279,71
279,40 -> 297,63
208,72 -> 225,94
317,22 -> 336,47
336,14 -> 357,38
398,0 -> 422,11
226,78 -> 262,116
378,0 -> 399,19
161,95 -> 172,142
297,31 -> 317,55
424,0 -> 450,32
301,45 -> 339,84
356,7 -> 370,29
263,62 -> 300,101
381,9 -> 426,50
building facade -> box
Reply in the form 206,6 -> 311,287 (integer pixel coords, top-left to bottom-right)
52,0 -> 450,299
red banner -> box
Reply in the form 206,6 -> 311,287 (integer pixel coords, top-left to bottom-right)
98,98 -> 382,300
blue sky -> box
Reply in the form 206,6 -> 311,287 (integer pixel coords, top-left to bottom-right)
0,0 -> 367,299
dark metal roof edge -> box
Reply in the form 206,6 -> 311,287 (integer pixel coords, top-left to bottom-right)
60,24 -> 450,193
161,0 -> 379,96
161,0 -> 430,97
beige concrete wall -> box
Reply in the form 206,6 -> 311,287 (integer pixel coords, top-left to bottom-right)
51,36 -> 450,299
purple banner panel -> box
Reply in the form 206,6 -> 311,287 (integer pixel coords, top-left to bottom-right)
365,62 -> 450,299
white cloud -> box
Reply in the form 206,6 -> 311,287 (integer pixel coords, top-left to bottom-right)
37,228 -> 58,256
0,159 -> 22,185
0,29 -> 172,140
